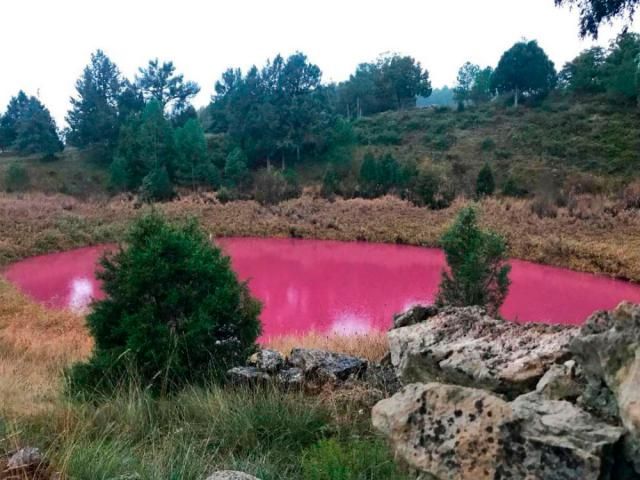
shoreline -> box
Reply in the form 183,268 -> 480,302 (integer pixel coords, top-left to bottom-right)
1,192 -> 639,282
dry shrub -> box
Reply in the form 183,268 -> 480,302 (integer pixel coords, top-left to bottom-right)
563,172 -> 606,195
622,180 -> 640,210
530,195 -> 558,218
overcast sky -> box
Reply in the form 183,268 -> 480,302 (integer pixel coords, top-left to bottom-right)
0,0 -> 637,126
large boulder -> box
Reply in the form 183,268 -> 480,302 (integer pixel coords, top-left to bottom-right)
247,349 -> 285,373
570,302 -> 640,473
372,383 -> 624,480
392,304 -> 438,329
288,348 -> 367,382
388,306 -> 577,398
535,360 -> 584,401
226,366 -> 270,385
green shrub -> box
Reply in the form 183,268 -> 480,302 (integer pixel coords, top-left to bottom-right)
410,166 -> 454,209
436,207 -> 511,315
67,213 -> 261,395
253,168 -> 300,205
301,438 -> 404,480
501,177 -> 528,197
4,162 -> 30,192
481,137 -> 496,151
476,163 -> 495,197
140,166 -> 174,202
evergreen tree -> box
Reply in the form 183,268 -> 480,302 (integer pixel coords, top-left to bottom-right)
492,40 -> 557,106
0,91 -> 30,150
112,100 -> 175,191
476,163 -> 495,197
12,96 -> 63,155
559,47 -> 607,94
436,207 -> 511,315
66,50 -> 123,150
174,118 -> 215,190
602,32 -> 640,104
555,0 -> 638,38
67,213 -> 261,394
454,62 -> 481,106
136,59 -> 200,116
223,147 -> 250,188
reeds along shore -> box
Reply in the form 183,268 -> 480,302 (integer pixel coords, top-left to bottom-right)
1,192 -> 639,280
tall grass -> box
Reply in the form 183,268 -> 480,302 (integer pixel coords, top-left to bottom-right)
2,383 -> 405,479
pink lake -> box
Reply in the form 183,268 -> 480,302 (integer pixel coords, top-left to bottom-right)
4,237 -> 640,339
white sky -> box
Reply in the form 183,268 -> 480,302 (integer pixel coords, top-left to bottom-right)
0,0 -> 637,127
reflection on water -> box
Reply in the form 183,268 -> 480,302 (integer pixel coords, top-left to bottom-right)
69,277 -> 94,313
4,238 -> 640,339
330,311 -> 373,336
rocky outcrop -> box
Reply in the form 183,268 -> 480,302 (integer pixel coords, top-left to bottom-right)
227,348 -> 369,390
227,366 -> 270,385
247,349 -> 284,373
388,306 -> 577,398
570,302 -> 640,474
205,472 -> 260,480
288,348 -> 368,382
392,304 -> 438,329
372,383 -> 624,480
535,360 -> 584,401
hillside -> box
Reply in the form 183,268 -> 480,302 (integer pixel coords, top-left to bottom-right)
350,94 -> 640,195
2,95 -> 638,200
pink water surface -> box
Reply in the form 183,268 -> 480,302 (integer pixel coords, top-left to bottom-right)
5,238 -> 640,339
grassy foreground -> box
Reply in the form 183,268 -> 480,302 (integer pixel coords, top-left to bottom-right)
0,280 -> 400,479
1,192 -> 639,281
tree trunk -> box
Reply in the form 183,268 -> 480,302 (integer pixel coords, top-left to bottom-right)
267,157 -> 271,171
514,86 -> 519,108
296,145 -> 300,164
281,151 -> 285,170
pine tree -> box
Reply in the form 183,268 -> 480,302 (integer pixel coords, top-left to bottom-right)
67,213 -> 261,394
223,147 -> 250,188
66,50 -> 123,150
436,207 -> 511,315
13,96 -> 63,156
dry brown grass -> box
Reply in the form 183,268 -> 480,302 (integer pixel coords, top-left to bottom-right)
0,280 -> 91,417
1,191 -> 639,280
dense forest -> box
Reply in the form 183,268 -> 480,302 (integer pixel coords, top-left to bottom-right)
0,31 -> 639,204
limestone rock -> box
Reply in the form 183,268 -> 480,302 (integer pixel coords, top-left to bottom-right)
389,306 -> 577,398
205,472 -> 260,480
276,367 -> 304,389
372,382 -> 624,480
392,304 -> 438,329
288,348 -> 367,382
535,360 -> 584,401
226,366 -> 270,385
570,301 -> 640,473
247,349 -> 285,373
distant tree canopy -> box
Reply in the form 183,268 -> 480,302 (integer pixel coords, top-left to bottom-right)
207,52 -> 333,168
559,32 -> 640,104
136,59 -> 200,118
337,54 -> 432,117
492,40 -> 557,106
555,0 -> 638,38
0,91 -> 63,155
454,63 -> 495,105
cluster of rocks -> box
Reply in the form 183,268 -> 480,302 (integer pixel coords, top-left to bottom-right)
227,346 -> 399,394
372,303 -> 640,480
